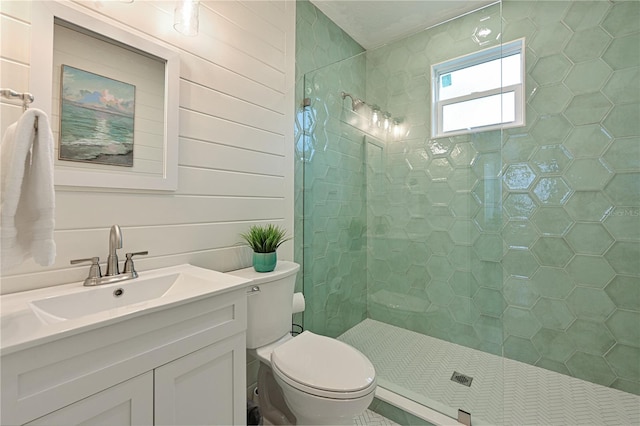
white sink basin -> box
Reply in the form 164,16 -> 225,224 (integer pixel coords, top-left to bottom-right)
30,272 -> 204,324
1,264 -> 251,354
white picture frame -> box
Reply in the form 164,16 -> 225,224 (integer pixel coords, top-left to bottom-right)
30,1 -> 179,191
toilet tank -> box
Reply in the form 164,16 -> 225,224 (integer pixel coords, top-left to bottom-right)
227,261 -> 300,349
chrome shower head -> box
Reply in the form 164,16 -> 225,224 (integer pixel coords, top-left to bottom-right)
341,91 -> 364,111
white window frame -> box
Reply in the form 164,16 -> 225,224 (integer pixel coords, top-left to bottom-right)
431,38 -> 525,138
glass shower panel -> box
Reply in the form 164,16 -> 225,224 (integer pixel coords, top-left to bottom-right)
363,1 -> 505,345
301,52 -> 369,338
302,2 -> 508,423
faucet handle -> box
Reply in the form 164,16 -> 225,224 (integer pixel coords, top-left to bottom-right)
123,251 -> 148,275
70,257 -> 102,284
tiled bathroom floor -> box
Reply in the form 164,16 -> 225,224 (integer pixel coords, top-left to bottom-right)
339,319 -> 640,426
261,409 -> 397,426
354,409 -> 399,425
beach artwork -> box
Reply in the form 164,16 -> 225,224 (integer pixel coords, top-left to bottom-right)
59,65 -> 136,167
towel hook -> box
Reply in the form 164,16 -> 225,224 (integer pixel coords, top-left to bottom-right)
0,88 -> 34,111
0,88 -> 37,130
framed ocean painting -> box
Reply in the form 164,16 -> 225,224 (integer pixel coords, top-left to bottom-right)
59,65 -> 136,167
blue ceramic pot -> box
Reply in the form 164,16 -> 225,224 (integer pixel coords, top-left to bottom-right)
253,252 -> 277,272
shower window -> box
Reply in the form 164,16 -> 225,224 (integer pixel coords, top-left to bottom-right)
432,38 -> 525,138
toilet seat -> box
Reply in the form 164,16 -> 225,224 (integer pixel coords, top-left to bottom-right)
271,331 -> 376,400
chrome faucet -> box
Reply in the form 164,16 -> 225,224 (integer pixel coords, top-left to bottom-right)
70,225 -> 148,286
106,224 -> 123,276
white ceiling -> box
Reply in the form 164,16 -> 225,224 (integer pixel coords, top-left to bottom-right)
309,0 -> 496,50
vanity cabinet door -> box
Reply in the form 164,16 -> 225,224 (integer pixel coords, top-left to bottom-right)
25,372 -> 153,426
154,332 -> 246,426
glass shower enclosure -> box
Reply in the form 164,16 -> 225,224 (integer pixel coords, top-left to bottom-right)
298,0 -> 639,422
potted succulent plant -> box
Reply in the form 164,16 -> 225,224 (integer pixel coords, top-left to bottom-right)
240,224 -> 290,272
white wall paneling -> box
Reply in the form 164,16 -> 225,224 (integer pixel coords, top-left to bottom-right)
0,0 -> 296,294
179,110 -> 285,155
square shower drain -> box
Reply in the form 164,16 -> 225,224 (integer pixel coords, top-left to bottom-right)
451,371 -> 473,387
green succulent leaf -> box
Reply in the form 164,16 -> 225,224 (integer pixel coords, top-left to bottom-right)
240,224 -> 291,253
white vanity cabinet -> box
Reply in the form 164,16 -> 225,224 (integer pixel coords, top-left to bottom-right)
26,372 -> 154,426
155,333 -> 245,425
1,287 -> 247,426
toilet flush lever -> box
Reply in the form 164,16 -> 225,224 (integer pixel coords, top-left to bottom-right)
247,286 -> 261,294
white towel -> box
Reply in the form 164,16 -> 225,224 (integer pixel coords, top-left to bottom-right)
1,108 -> 56,271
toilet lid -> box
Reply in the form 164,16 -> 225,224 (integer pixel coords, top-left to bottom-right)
271,331 -> 376,397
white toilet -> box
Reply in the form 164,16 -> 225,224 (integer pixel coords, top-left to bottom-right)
228,261 -> 376,425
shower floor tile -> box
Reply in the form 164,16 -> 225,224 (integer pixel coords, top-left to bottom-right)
339,319 -> 640,426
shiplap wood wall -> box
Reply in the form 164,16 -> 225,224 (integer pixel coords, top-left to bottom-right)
0,0 -> 296,294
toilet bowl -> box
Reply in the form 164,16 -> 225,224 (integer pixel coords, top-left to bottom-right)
270,331 -> 376,425
228,261 -> 377,425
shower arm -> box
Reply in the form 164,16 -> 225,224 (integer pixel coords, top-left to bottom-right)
341,91 -> 364,111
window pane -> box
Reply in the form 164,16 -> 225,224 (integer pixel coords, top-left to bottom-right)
439,53 -> 521,101
442,91 -> 516,133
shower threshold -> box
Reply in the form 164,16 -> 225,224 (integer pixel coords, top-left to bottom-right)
339,319 -> 640,426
